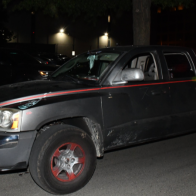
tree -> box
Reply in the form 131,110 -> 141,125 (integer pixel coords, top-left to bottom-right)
133,0 -> 194,45
2,0 -> 194,45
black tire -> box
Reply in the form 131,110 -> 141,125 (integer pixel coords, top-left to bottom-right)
29,124 -> 97,195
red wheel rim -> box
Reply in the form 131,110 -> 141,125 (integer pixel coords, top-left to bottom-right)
50,142 -> 85,182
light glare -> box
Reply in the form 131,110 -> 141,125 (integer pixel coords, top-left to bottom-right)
60,28 -> 64,33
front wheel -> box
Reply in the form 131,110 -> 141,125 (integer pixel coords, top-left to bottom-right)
29,125 -> 97,195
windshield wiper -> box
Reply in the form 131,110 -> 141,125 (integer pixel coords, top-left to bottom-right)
50,73 -> 79,83
64,74 -> 79,83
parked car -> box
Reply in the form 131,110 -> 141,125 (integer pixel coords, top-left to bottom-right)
0,48 -> 58,85
36,52 -> 70,66
34,56 -> 50,65
0,46 -> 196,194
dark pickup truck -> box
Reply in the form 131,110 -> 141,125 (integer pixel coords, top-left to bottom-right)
0,46 -> 196,194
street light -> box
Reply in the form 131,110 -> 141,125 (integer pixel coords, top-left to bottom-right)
178,5 -> 184,10
108,15 -> 111,23
60,28 -> 64,33
72,51 -> 75,56
157,8 -> 161,13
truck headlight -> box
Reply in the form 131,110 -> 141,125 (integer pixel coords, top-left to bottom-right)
0,109 -> 21,131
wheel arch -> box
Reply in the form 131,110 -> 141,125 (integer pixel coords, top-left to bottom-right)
37,116 -> 104,157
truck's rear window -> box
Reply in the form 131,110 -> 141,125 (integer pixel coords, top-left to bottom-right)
164,53 -> 195,79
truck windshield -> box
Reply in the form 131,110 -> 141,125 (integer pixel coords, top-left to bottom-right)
51,51 -> 120,82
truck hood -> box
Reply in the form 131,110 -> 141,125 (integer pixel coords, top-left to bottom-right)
0,80 -> 99,106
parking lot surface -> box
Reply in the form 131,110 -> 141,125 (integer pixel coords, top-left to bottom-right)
1,133 -> 196,196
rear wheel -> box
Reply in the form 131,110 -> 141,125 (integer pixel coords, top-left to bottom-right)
29,125 -> 96,194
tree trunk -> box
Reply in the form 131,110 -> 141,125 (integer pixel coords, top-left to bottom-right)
133,0 -> 151,45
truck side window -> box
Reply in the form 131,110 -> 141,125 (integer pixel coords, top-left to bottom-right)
113,53 -> 159,83
124,53 -> 159,81
164,53 -> 195,79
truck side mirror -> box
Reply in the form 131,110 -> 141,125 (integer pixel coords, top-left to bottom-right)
121,68 -> 144,82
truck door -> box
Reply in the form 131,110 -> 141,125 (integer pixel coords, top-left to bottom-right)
162,50 -> 196,134
102,49 -> 171,149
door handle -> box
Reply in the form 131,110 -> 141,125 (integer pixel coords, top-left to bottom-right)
162,90 -> 168,94
151,91 -> 161,96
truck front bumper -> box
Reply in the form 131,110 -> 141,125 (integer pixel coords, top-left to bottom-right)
0,131 -> 36,171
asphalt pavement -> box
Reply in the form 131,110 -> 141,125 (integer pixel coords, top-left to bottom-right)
1,133 -> 196,196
